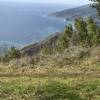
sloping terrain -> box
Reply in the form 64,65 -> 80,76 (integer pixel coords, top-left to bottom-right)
21,32 -> 61,55
21,4 -> 100,56
0,47 -> 100,100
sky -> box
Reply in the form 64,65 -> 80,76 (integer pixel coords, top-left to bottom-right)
0,0 -> 90,5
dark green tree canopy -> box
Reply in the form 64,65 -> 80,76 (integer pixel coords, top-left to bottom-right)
90,0 -> 100,16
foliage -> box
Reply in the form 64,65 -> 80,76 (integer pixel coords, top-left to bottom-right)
42,45 -> 53,54
57,25 -> 73,51
90,0 -> 100,16
1,46 -> 22,62
42,17 -> 100,54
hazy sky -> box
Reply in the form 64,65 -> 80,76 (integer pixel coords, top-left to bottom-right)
0,0 -> 90,4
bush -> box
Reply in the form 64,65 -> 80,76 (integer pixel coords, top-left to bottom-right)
1,47 -> 22,63
79,50 -> 90,59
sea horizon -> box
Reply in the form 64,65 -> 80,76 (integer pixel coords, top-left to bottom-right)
0,2 -> 79,47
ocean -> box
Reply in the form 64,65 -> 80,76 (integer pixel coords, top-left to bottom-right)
0,2 -> 74,46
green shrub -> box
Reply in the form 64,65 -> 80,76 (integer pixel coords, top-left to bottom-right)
79,50 -> 90,59
1,47 -> 22,63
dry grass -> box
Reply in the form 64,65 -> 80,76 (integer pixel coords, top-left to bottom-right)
0,47 -> 100,100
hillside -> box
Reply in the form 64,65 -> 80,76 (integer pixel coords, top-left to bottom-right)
52,4 -> 100,26
21,32 -> 61,55
21,4 -> 100,55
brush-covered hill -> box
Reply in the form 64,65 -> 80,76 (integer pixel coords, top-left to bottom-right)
21,4 -> 100,56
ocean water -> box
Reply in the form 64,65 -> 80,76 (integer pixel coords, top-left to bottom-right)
0,2 -> 74,46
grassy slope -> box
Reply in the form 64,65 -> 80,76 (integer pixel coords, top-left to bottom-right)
0,77 -> 100,100
0,47 -> 100,100
0,60 -> 100,100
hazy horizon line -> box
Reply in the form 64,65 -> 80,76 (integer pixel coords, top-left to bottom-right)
0,1 -> 90,6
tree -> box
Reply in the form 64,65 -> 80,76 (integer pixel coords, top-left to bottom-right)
57,25 -> 73,51
4,46 -> 22,61
96,27 -> 100,44
64,25 -> 73,39
42,45 -> 52,54
90,0 -> 100,16
75,17 -> 88,46
87,17 -> 100,46
75,17 -> 87,34
74,17 -> 99,47
1,47 -> 22,62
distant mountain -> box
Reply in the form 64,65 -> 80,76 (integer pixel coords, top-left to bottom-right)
52,4 -> 100,26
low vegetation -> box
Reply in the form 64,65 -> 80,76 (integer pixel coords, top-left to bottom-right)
0,77 -> 100,100
41,17 -> 100,54
0,45 -> 100,100
0,1 -> 100,99
90,0 -> 100,16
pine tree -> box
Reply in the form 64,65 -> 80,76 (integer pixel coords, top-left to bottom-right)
75,17 -> 88,46
57,25 -> 73,51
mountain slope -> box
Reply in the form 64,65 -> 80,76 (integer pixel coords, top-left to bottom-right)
21,32 -> 61,55
21,4 -> 100,55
